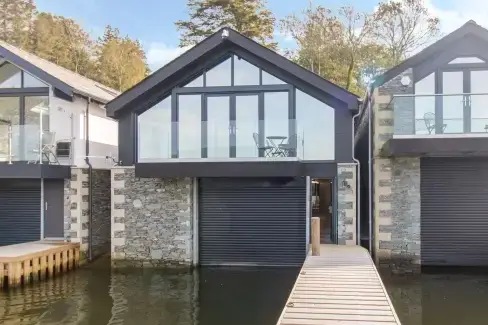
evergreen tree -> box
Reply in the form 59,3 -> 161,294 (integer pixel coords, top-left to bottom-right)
176,0 -> 277,50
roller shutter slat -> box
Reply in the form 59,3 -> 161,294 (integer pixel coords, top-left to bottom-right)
199,178 -> 306,266
0,180 -> 41,246
421,158 -> 488,266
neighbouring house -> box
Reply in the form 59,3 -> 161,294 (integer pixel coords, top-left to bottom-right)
355,20 -> 488,273
0,41 -> 118,260
106,28 -> 360,268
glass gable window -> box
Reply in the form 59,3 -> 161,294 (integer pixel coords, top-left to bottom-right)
136,53 -> 337,162
0,63 -> 21,88
138,97 -> 172,161
233,55 -> 260,85
449,57 -> 485,64
296,90 -> 335,160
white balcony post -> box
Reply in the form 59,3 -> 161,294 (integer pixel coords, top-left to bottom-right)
8,124 -> 12,165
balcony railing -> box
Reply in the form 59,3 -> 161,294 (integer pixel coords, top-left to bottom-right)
392,93 -> 488,136
138,120 -> 307,162
0,123 -> 73,165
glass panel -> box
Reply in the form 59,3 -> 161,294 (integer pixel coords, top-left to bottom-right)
264,92 -> 290,157
235,95 -> 259,158
25,96 -> 49,131
178,95 -> 201,158
0,97 -> 20,161
23,72 -> 48,87
296,90 -> 334,160
469,70 -> 488,132
442,71 -> 464,133
262,70 -> 286,85
449,57 -> 485,64
138,96 -> 172,160
0,63 -> 21,88
206,58 -> 231,87
233,55 -> 260,85
206,96 -> 230,158
414,73 -> 435,134
184,74 -> 204,87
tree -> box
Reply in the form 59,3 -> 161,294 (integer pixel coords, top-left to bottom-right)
29,13 -> 94,76
281,3 -> 387,95
0,0 -> 36,48
176,0 -> 277,49
374,0 -> 440,65
94,26 -> 149,91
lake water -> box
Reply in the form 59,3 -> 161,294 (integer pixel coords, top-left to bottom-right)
1,258 -> 488,325
383,270 -> 488,325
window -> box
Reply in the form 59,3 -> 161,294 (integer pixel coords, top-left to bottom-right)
206,58 -> 232,86
184,75 -> 204,87
138,96 -> 172,160
233,55 -> 260,85
414,73 -> 435,134
0,96 -> 20,124
178,95 -> 201,158
449,57 -> 485,64
23,72 -> 48,87
264,92 -> 289,148
262,71 -> 286,85
56,142 -> 71,157
0,63 -> 21,88
25,96 -> 49,131
296,90 -> 334,160
235,95 -> 259,158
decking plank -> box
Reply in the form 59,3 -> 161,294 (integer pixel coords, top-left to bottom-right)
276,244 -> 401,325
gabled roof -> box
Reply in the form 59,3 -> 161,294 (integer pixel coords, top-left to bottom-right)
373,20 -> 488,87
106,27 -> 359,117
0,40 -> 119,103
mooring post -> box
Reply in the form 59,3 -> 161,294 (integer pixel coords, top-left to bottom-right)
311,217 -> 320,256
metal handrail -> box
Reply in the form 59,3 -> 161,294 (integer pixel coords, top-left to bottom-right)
393,92 -> 488,98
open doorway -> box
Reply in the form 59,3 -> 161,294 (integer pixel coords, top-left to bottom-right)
311,179 -> 334,244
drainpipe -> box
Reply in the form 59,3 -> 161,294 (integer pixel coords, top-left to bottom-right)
352,102 -> 362,246
85,97 -> 93,261
367,91 -> 373,254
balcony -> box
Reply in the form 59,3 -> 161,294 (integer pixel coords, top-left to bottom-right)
0,123 -> 73,165
384,93 -> 488,156
392,93 -> 488,137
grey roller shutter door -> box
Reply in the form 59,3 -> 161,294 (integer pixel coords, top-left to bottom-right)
421,158 -> 488,266
0,180 -> 41,246
199,178 -> 306,266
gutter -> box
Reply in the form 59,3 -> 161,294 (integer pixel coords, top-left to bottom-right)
84,97 -> 93,261
352,102 -> 362,246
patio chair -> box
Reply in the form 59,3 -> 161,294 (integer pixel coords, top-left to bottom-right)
253,132 -> 274,157
30,131 -> 60,164
424,112 -> 447,134
279,134 -> 298,157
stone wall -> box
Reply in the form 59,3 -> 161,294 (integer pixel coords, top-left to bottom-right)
90,169 -> 111,258
111,167 -> 193,267
373,69 -> 421,273
68,167 -> 111,263
337,163 -> 357,246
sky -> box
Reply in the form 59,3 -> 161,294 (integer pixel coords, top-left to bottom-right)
35,0 -> 488,71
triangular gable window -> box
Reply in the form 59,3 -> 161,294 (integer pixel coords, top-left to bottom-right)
448,57 -> 485,64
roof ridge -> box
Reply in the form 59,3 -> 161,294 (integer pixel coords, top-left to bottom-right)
0,40 -> 120,95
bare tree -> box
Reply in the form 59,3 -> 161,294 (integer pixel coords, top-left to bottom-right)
374,0 -> 440,64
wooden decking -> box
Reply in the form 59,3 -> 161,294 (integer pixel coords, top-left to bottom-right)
0,240 -> 80,289
277,245 -> 401,325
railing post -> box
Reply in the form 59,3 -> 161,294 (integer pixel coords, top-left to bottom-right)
311,216 -> 320,256
7,124 -> 12,165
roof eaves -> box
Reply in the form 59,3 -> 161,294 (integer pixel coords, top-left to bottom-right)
0,45 -> 74,99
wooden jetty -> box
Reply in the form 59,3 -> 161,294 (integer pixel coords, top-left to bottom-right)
0,240 -> 80,289
277,244 -> 401,325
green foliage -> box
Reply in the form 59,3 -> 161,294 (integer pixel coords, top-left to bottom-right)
0,0 -> 148,92
176,0 -> 277,49
95,26 -> 149,91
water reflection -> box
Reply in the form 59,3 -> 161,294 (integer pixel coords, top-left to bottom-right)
0,258 -> 298,325
383,271 -> 488,325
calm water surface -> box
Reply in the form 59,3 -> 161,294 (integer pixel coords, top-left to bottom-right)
2,258 -> 488,325
0,258 -> 298,325
383,270 -> 488,325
